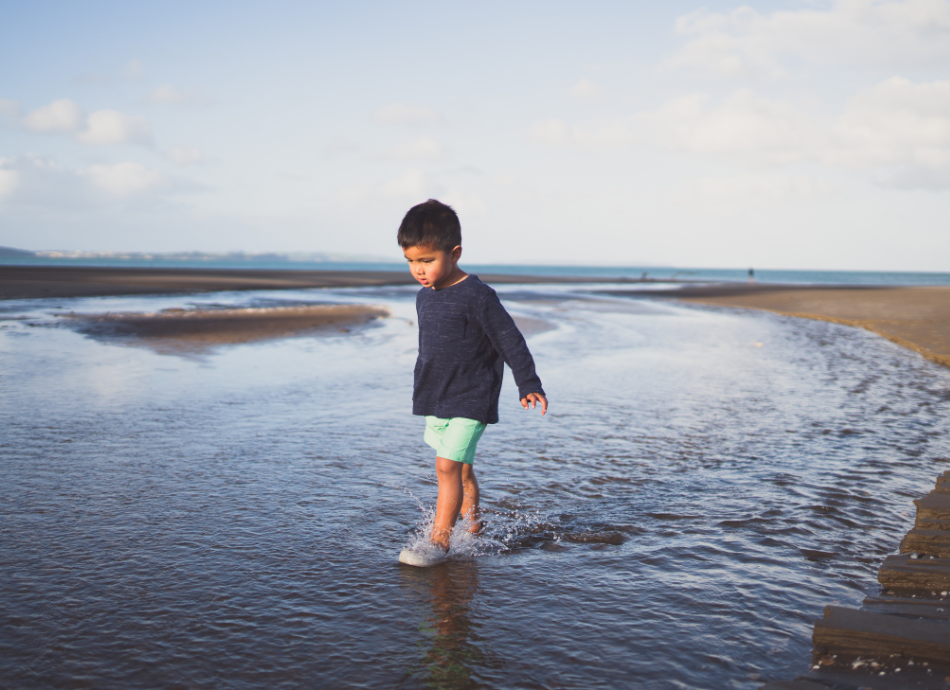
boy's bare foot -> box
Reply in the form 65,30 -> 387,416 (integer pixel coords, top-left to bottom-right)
431,527 -> 452,552
468,520 -> 485,535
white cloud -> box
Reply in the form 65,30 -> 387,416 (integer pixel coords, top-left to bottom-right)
122,59 -> 144,79
569,78 -> 602,100
531,76 -> 950,188
382,167 -> 427,198
684,174 -> 833,217
332,167 -> 485,223
79,162 -> 166,197
335,167 -> 433,211
76,110 -> 152,145
527,119 -> 571,146
439,190 -> 488,218
835,77 -> 950,169
527,117 -> 636,150
22,99 -> 84,132
147,84 -> 187,104
648,78 -> 950,185
374,102 -> 441,126
18,100 -> 152,146
0,159 -> 19,200
165,146 -> 205,165
0,155 -> 198,211
647,89 -> 818,164
670,0 -> 950,78
0,99 -> 20,122
385,136 -> 446,161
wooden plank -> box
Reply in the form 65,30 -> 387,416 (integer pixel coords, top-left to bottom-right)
879,554 -> 950,589
813,605 -> 950,663
863,594 -> 950,620
902,529 -> 950,558
915,517 -> 950,531
915,493 -> 950,521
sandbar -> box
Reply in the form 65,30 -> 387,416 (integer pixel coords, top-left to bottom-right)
66,304 -> 390,353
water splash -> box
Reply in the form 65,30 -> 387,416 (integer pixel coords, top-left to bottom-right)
402,487 -> 559,559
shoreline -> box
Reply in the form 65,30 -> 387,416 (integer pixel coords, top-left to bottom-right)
0,265 -> 631,301
4,266 -> 950,369
599,284 -> 950,370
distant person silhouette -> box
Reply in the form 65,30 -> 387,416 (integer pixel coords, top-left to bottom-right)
748,268 -> 755,284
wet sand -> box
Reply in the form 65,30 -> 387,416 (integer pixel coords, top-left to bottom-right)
0,265 -> 577,300
66,304 -> 390,354
604,284 -> 950,369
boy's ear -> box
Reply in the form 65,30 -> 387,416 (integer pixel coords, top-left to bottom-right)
451,245 -> 462,262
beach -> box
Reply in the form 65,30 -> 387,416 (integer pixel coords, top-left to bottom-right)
3,266 -> 950,688
682,285 -> 950,369
600,283 -> 950,369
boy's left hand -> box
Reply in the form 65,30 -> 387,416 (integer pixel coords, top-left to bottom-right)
521,392 -> 548,416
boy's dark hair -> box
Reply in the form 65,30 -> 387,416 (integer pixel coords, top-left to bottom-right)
397,199 -> 461,252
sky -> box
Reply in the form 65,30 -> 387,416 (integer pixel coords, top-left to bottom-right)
1,0 -> 949,270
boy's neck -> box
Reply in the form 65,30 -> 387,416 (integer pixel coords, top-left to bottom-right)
432,265 -> 469,290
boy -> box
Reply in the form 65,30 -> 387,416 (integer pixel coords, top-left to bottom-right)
396,199 -> 548,567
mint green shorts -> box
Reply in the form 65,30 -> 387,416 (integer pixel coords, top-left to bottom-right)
424,416 -> 487,465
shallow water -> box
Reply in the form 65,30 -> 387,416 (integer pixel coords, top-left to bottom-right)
2,283 -> 949,689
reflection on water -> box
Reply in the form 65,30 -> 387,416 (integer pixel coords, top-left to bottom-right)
2,283 -> 950,689
402,563 -> 485,689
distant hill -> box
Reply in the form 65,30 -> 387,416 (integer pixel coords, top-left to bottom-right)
0,248 -> 392,263
0,246 -> 37,258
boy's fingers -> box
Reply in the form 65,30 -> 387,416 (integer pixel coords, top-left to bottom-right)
541,396 -> 548,415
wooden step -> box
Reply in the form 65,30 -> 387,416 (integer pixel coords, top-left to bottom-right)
813,605 -> 950,663
863,594 -> 950,620
915,517 -> 950,531
915,492 -> 950,521
902,529 -> 950,558
879,554 -> 950,589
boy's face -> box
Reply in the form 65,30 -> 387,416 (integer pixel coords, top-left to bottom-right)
403,244 -> 462,289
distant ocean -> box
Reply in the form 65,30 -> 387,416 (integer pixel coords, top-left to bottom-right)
2,256 -> 949,286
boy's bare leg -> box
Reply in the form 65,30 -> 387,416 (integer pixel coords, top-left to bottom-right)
432,456 -> 464,551
460,464 -> 481,533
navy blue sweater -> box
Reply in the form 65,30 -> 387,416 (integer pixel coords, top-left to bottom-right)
413,275 -> 545,424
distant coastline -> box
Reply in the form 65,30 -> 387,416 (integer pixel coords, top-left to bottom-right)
2,246 -> 949,287
0,246 -> 393,264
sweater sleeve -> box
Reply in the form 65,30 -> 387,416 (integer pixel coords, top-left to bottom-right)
477,290 -> 545,399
